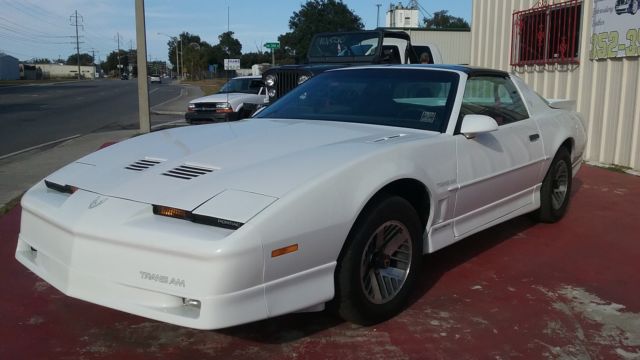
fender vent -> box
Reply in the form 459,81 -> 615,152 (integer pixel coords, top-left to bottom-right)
162,165 -> 214,180
126,159 -> 163,171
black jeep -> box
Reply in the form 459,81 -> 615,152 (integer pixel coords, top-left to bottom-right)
263,30 -> 419,102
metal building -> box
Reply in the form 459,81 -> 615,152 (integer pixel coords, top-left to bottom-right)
0,53 -> 19,80
400,29 -> 472,64
471,0 -> 640,171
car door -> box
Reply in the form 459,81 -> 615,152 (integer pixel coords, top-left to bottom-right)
453,75 -> 544,237
245,79 -> 268,105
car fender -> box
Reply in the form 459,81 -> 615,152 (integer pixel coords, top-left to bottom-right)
534,110 -> 586,175
240,138 -> 453,316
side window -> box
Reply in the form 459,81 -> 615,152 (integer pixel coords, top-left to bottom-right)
459,76 -> 529,126
248,80 -> 263,94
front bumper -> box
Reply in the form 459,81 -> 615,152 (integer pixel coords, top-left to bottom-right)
15,182 -> 267,329
185,111 -> 239,124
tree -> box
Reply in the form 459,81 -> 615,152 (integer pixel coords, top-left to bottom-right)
102,50 -> 134,75
278,0 -> 363,60
30,58 -> 51,64
217,31 -> 242,58
167,32 -> 202,73
424,10 -> 470,30
240,51 -> 271,68
65,53 -> 94,66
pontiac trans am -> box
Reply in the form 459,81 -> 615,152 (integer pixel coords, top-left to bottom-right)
16,65 -> 587,330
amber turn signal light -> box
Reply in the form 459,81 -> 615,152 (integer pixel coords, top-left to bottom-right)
271,244 -> 299,258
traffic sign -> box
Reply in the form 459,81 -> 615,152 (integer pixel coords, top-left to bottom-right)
264,42 -> 280,50
224,59 -> 240,70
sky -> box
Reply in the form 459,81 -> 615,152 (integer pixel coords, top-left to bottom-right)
0,0 -> 472,63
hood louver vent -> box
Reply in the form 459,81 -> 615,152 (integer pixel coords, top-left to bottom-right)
371,134 -> 407,143
162,165 -> 215,180
126,159 -> 163,171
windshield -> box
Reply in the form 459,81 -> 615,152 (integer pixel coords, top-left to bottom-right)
218,78 -> 263,94
256,68 -> 459,132
308,33 -> 381,58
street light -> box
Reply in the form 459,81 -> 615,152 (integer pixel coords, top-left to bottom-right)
158,32 -> 180,80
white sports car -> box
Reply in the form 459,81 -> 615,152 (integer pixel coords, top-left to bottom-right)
16,65 -> 587,330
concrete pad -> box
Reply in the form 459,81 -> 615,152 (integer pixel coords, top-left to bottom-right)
1,165 -> 639,359
0,130 -> 137,208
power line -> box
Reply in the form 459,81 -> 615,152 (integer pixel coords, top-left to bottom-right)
0,0 -> 69,32
0,27 -> 76,45
0,16 -> 70,38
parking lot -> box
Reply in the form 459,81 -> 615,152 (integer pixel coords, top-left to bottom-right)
0,164 -> 638,359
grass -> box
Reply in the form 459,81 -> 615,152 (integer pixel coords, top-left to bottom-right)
604,164 -> 633,174
180,78 -> 227,96
0,195 -> 21,217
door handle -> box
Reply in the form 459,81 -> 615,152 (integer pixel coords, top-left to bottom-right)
529,134 -> 540,142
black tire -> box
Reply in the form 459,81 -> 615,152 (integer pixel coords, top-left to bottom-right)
535,147 -> 572,223
335,196 -> 422,325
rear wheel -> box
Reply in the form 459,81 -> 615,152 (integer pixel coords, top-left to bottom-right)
335,196 -> 422,325
535,147 -> 572,223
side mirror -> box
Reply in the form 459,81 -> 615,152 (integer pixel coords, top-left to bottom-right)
460,115 -> 499,139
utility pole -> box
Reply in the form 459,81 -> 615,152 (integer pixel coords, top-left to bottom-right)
70,10 -> 83,79
176,38 -> 180,80
376,4 -> 382,28
134,0 -> 150,133
116,32 -> 121,77
91,48 -> 97,78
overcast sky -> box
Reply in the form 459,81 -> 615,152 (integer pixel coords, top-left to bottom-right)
0,0 -> 471,62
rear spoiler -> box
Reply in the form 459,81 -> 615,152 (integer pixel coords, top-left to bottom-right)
546,99 -> 576,111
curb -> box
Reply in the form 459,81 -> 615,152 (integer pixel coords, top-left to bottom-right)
151,110 -> 185,116
0,134 -> 81,161
150,87 -> 187,113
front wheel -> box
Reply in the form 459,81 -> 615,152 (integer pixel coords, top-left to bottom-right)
335,196 -> 422,325
535,147 -> 572,223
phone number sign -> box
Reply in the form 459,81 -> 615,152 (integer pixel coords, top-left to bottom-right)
591,0 -> 640,59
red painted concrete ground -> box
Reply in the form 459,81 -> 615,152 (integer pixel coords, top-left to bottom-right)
1,165 -> 639,360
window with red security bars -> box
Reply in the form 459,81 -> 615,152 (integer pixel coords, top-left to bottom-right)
510,0 -> 582,66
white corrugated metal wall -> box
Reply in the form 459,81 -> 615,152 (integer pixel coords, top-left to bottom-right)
471,0 -> 640,170
397,29 -> 472,64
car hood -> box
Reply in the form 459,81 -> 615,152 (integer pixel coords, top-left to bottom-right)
46,119 -> 436,210
190,93 -> 258,104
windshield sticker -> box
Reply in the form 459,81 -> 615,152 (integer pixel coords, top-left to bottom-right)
420,111 -> 436,123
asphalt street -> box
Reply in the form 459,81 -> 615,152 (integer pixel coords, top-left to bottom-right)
0,79 -> 184,157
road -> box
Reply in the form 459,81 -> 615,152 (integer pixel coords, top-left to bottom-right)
0,79 -> 184,157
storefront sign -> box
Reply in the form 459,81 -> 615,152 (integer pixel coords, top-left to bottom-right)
591,0 -> 640,59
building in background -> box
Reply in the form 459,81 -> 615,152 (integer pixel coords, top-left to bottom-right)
386,1 -> 421,28
471,0 -> 640,171
392,28 -> 471,64
0,53 -> 19,80
34,64 -> 95,79
148,60 -> 167,76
